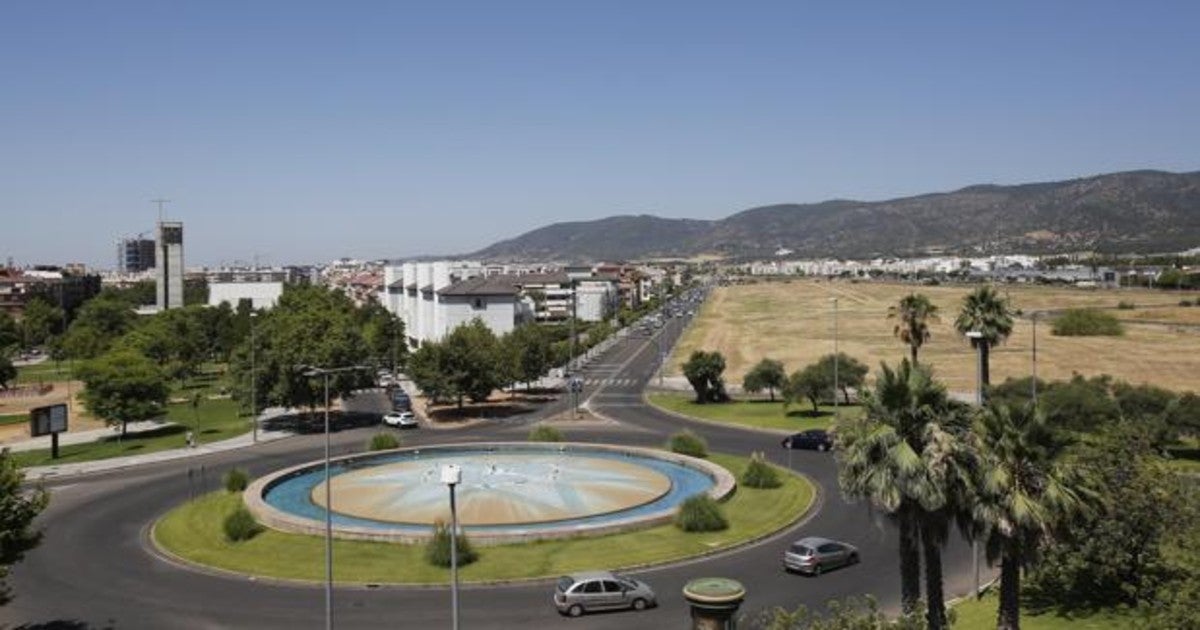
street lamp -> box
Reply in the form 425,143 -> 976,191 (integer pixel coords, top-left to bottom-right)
297,363 -> 370,630
1030,312 -> 1039,405
964,329 -> 985,599
440,464 -> 463,630
250,311 -> 258,444
831,297 -> 839,419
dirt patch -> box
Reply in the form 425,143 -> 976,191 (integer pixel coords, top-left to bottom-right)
672,281 -> 1200,393
0,380 -> 104,444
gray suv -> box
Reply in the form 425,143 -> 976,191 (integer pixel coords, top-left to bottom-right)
553,571 -> 656,617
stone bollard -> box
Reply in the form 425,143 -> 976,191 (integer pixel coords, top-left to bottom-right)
682,577 -> 745,630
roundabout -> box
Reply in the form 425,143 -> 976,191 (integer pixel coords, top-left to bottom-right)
154,452 -> 808,585
246,443 -> 736,543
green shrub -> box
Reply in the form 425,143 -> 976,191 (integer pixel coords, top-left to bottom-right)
741,452 -> 782,489
1117,300 -> 1136,310
223,468 -> 249,493
527,425 -> 564,442
668,430 -> 708,458
1051,308 -> 1125,337
1180,299 -> 1195,307
674,494 -> 728,532
368,432 -> 401,451
425,520 -> 478,567
223,505 -> 262,542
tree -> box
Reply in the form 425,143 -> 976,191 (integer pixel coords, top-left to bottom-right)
407,342 -> 453,405
0,449 -> 49,605
954,285 -> 1015,387
60,290 -> 137,359
969,402 -> 1091,630
0,355 -> 14,390
0,312 -> 19,353
743,358 -> 786,402
1026,428 -> 1188,611
440,319 -> 503,408
888,293 -> 939,364
837,359 -> 969,626
358,301 -> 406,372
682,350 -> 727,404
118,306 -> 207,384
227,285 -> 371,417
504,324 -> 553,389
17,297 -> 63,349
785,364 -> 831,415
77,349 -> 170,436
815,353 -> 869,405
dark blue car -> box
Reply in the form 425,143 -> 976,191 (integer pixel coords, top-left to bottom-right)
781,429 -> 834,452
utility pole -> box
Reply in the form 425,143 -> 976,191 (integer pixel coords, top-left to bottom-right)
831,297 -> 839,418
1031,312 -> 1038,405
250,312 -> 258,443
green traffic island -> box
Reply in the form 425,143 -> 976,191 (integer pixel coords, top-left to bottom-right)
11,397 -> 248,468
646,391 -> 861,433
153,453 -> 815,585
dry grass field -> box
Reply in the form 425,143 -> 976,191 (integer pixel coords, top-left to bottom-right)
669,280 -> 1200,394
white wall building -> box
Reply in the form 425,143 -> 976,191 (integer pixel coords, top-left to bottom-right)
208,281 -> 284,310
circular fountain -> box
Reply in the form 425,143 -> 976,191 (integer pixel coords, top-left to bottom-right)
244,443 -> 736,544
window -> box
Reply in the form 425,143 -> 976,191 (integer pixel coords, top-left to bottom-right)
581,581 -> 603,594
602,580 -> 623,593
472,297 -> 485,310
818,543 -> 840,553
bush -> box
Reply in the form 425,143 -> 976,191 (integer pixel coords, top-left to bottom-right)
223,505 -> 262,542
527,425 -> 564,442
674,494 -> 728,532
223,468 -> 249,493
741,452 -> 782,489
368,432 -> 401,451
425,519 -> 478,568
1051,308 -> 1124,336
668,430 -> 708,458
1117,300 -> 1137,310
1180,299 -> 1195,307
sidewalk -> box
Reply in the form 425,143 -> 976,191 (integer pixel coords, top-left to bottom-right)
18,408 -> 295,482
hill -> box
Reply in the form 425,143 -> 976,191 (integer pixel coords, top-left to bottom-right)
468,170 -> 1200,262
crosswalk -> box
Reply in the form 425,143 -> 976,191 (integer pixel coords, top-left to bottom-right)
582,377 -> 641,387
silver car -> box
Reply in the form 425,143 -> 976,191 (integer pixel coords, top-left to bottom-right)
554,571 -> 656,617
782,536 -> 859,576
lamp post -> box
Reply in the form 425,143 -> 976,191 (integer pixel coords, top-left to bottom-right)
441,464 -> 463,630
250,311 -> 258,443
831,297 -> 839,418
298,363 -> 370,630
965,330 -> 985,598
1030,312 -> 1038,405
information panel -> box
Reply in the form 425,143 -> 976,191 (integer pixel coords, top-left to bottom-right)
30,404 -> 68,437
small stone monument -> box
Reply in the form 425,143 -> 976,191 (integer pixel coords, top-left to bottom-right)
682,577 -> 745,630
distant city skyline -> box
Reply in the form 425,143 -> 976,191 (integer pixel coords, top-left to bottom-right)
3,1 -> 1198,268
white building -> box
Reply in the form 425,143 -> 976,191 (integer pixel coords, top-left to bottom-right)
208,281 -> 284,310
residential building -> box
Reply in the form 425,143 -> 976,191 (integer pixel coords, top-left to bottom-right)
117,237 -> 156,273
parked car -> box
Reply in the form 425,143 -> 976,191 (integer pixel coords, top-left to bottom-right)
382,411 -> 418,429
781,429 -> 834,452
553,571 -> 656,617
782,536 -> 859,575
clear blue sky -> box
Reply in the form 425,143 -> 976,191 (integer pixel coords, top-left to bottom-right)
3,1 -> 1198,268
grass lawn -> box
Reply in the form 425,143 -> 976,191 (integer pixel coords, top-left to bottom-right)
647,392 -> 860,432
154,453 -> 814,585
953,592 -> 1138,630
12,397 -> 249,467
0,413 -> 29,427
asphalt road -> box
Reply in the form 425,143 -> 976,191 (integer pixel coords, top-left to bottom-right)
1,315 -> 977,629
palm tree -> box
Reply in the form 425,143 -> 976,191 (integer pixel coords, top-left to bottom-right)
954,286 -> 1015,387
837,359 -> 966,624
970,403 -> 1091,630
888,294 -> 939,365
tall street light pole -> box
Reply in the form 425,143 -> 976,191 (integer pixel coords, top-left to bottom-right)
965,329 -> 985,598
1031,312 -> 1039,405
831,297 -> 839,419
250,312 -> 258,443
299,363 -> 369,630
441,464 -> 463,630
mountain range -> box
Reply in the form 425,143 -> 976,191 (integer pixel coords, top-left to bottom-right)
469,170 -> 1200,262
